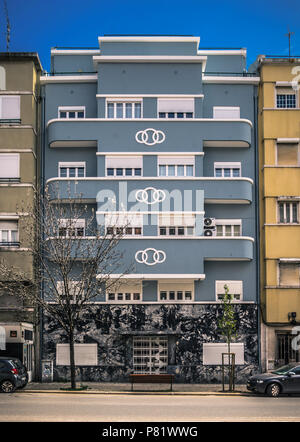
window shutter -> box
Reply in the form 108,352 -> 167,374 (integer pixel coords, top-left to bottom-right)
213,106 -> 240,119
0,220 -> 18,230
105,213 -> 143,227
106,156 -> 142,168
277,143 -> 298,165
0,96 -> 20,119
0,154 -> 20,178
158,156 -> 195,165
158,99 -> 194,113
279,264 -> 300,286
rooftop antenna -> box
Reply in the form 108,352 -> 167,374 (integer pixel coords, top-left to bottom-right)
285,27 -> 294,58
3,0 -> 10,52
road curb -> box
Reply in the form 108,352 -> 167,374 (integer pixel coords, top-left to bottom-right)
19,389 -> 252,396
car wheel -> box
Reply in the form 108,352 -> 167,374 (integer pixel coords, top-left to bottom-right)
266,383 -> 281,397
0,380 -> 16,393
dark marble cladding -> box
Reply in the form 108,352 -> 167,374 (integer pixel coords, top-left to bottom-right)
42,304 -> 258,383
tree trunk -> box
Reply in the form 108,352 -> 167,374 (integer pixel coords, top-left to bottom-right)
69,329 -> 76,389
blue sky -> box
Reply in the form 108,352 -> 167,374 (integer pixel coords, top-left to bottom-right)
1,0 -> 300,71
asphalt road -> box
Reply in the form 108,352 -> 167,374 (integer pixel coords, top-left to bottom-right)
1,392 -> 300,422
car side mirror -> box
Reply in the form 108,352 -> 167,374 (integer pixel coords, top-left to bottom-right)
288,372 -> 295,376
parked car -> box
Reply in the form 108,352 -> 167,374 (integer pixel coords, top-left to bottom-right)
0,357 -> 28,393
247,362 -> 300,397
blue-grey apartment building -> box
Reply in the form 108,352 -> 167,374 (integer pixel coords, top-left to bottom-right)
40,36 -> 260,383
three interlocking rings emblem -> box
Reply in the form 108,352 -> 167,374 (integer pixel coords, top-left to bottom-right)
135,187 -> 166,205
135,248 -> 166,266
135,128 -> 166,146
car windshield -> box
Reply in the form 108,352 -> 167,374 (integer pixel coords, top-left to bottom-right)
272,363 -> 297,375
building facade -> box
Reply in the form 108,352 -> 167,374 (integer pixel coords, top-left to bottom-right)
41,36 -> 260,383
0,52 -> 42,381
253,56 -> 300,371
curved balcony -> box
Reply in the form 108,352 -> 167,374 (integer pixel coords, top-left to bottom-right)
47,118 -> 252,150
46,177 -> 253,205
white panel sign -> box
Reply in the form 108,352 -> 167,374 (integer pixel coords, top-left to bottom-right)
203,343 -> 245,365
56,344 -> 98,366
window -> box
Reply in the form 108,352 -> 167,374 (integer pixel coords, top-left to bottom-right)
158,282 -> 194,302
58,219 -> 85,237
133,336 -> 168,374
279,261 -> 300,287
157,98 -> 194,118
58,162 -> 85,178
158,214 -> 195,236
56,280 -> 82,303
105,213 -> 143,236
0,66 -> 5,90
106,101 -> 142,119
215,280 -> 243,301
0,96 -> 20,121
56,344 -> 97,366
276,333 -> 300,366
158,156 -> 194,177
277,143 -> 299,166
0,154 -> 20,182
214,162 -> 241,178
276,87 -> 297,108
215,220 -> 241,237
106,156 -> 142,177
106,281 -> 142,303
0,220 -> 19,246
213,106 -> 240,119
278,201 -> 299,224
58,107 -> 85,118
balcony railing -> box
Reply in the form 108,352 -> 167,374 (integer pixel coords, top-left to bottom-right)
0,242 -> 20,247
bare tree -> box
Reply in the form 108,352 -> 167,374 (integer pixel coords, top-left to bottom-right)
0,185 -> 131,389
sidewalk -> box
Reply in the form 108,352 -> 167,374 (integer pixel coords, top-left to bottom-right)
22,382 -> 251,396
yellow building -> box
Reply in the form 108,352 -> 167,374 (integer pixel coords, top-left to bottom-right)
255,56 -> 300,371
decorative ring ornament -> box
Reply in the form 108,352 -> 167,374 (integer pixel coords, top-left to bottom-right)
135,248 -> 166,266
135,128 -> 166,146
135,187 -> 166,205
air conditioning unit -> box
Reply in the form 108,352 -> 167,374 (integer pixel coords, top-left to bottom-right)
204,229 -> 215,237
204,217 -> 216,228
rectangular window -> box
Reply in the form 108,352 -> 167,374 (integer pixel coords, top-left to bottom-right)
106,281 -> 142,303
157,99 -> 194,118
214,162 -> 241,178
133,336 -> 168,374
215,280 -> 243,301
276,87 -> 297,108
158,156 -> 194,177
58,219 -> 85,237
158,214 -> 195,236
58,107 -> 85,118
279,262 -> 300,287
0,96 -> 20,121
106,156 -> 142,177
58,162 -> 85,178
213,106 -> 240,119
56,343 -> 97,366
105,213 -> 143,236
277,143 -> 299,166
278,201 -> 299,224
106,100 -> 142,119
56,280 -> 83,303
0,220 -> 19,246
215,220 -> 241,237
158,282 -> 194,302
0,154 -> 20,181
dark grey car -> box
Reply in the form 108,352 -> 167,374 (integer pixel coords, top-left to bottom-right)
247,363 -> 300,397
0,357 -> 28,393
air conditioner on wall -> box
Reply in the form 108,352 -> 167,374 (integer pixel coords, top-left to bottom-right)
204,229 -> 215,237
203,217 -> 216,228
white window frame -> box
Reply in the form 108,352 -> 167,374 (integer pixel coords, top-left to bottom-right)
276,142 -> 300,166
215,280 -> 243,302
58,162 -> 86,178
57,219 -> 86,237
215,219 -> 242,237
277,200 -> 299,224
275,86 -> 298,109
56,343 -> 97,366
0,153 -> 20,180
214,162 -> 241,178
157,98 -> 194,119
0,220 -> 19,245
0,95 -> 20,120
158,214 -> 195,237
158,111 -> 194,119
106,99 -> 143,119
58,106 -> 86,119
278,260 -> 300,287
213,106 -> 240,119
56,280 -> 83,303
105,213 -> 143,237
158,285 -> 194,302
106,281 -> 142,303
